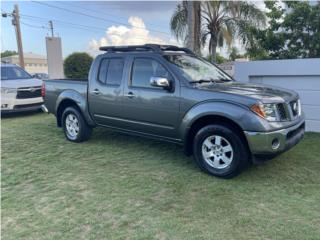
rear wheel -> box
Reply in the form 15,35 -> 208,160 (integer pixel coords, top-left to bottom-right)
193,124 -> 250,178
62,107 -> 92,142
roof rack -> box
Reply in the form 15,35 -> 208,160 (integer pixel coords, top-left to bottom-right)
99,44 -> 194,55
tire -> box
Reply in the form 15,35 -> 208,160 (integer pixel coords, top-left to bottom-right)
193,124 -> 250,179
62,106 -> 92,142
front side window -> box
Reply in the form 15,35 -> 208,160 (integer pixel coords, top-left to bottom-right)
164,54 -> 232,82
98,58 -> 124,85
131,58 -> 170,88
1,66 -> 32,80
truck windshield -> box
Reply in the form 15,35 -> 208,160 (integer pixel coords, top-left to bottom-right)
164,54 -> 232,83
1,66 -> 32,80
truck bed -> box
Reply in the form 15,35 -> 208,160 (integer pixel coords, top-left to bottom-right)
44,79 -> 88,114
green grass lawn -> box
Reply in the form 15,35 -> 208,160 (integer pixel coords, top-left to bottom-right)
1,113 -> 320,240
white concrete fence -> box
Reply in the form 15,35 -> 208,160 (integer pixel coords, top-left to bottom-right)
234,58 -> 320,132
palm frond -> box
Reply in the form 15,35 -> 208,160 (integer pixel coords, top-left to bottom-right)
170,1 -> 188,41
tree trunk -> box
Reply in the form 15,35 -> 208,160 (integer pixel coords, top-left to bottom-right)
187,1 -> 201,54
193,1 -> 201,55
210,38 -> 218,62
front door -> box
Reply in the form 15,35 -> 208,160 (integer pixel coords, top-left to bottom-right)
121,56 -> 180,139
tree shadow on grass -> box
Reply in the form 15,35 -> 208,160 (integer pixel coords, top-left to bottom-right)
90,127 -> 198,172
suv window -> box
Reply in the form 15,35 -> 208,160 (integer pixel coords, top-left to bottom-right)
131,58 -> 170,88
98,58 -> 124,85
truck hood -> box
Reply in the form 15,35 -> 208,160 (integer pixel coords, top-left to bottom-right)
1,78 -> 42,89
196,81 -> 298,103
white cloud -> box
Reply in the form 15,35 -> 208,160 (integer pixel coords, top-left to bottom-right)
88,16 -> 178,55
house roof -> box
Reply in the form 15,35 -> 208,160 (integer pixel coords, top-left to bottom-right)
2,52 -> 46,60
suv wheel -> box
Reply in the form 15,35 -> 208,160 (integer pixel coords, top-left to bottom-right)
62,107 -> 92,142
193,124 -> 250,178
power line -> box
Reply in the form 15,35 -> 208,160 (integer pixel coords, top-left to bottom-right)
61,2 -> 131,21
31,1 -> 171,36
20,20 -> 49,30
59,2 -> 169,30
19,16 -> 170,43
20,14 -> 109,31
20,14 -> 170,40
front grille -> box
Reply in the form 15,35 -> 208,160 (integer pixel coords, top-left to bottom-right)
16,86 -> 42,99
14,103 -> 43,109
290,100 -> 300,118
276,103 -> 288,121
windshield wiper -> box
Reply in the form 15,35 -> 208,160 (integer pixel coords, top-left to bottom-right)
189,79 -> 212,84
189,78 -> 231,84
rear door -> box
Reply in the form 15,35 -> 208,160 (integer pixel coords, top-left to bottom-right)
88,56 -> 126,126
121,55 -> 180,139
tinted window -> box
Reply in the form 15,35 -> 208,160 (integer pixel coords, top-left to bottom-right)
98,58 -> 124,85
98,59 -> 108,84
106,59 -> 124,85
1,66 -> 32,80
131,58 -> 169,88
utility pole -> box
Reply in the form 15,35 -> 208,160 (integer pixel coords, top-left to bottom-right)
49,20 -> 54,37
12,4 -> 25,69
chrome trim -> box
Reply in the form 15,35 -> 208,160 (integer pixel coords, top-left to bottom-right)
41,104 -> 49,113
18,87 -> 42,91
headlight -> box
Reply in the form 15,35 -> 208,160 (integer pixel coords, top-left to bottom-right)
297,99 -> 302,116
251,103 -> 278,121
1,87 -> 17,94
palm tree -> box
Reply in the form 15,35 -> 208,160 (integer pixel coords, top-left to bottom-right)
170,1 -> 266,60
171,1 -> 201,54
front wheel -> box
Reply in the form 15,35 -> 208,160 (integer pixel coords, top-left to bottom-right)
193,124 -> 250,178
62,107 -> 92,142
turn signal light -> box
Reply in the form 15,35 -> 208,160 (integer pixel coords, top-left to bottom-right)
251,104 -> 266,119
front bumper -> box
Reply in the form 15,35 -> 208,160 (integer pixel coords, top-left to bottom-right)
1,95 -> 44,113
244,121 -> 305,156
1,103 -> 43,113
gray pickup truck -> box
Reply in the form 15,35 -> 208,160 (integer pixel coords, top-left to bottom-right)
43,44 -> 305,178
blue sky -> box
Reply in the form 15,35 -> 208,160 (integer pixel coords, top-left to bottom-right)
1,1 -> 178,57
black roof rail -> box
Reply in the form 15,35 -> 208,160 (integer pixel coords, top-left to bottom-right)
99,44 -> 195,55
99,45 -> 157,53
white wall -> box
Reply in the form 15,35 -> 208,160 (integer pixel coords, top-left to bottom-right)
46,37 -> 64,79
234,58 -> 320,132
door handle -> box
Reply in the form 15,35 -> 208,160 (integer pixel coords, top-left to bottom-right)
125,92 -> 135,98
92,89 -> 100,94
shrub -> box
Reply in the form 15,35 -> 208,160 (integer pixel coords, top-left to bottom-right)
64,52 -> 93,79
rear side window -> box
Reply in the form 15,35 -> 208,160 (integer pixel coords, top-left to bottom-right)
98,59 -> 108,84
106,59 -> 124,85
131,58 -> 170,88
98,58 -> 124,85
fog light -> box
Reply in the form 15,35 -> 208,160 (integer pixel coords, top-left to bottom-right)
1,104 -> 8,108
272,138 -> 280,150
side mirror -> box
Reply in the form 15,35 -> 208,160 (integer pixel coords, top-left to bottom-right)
150,76 -> 171,90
